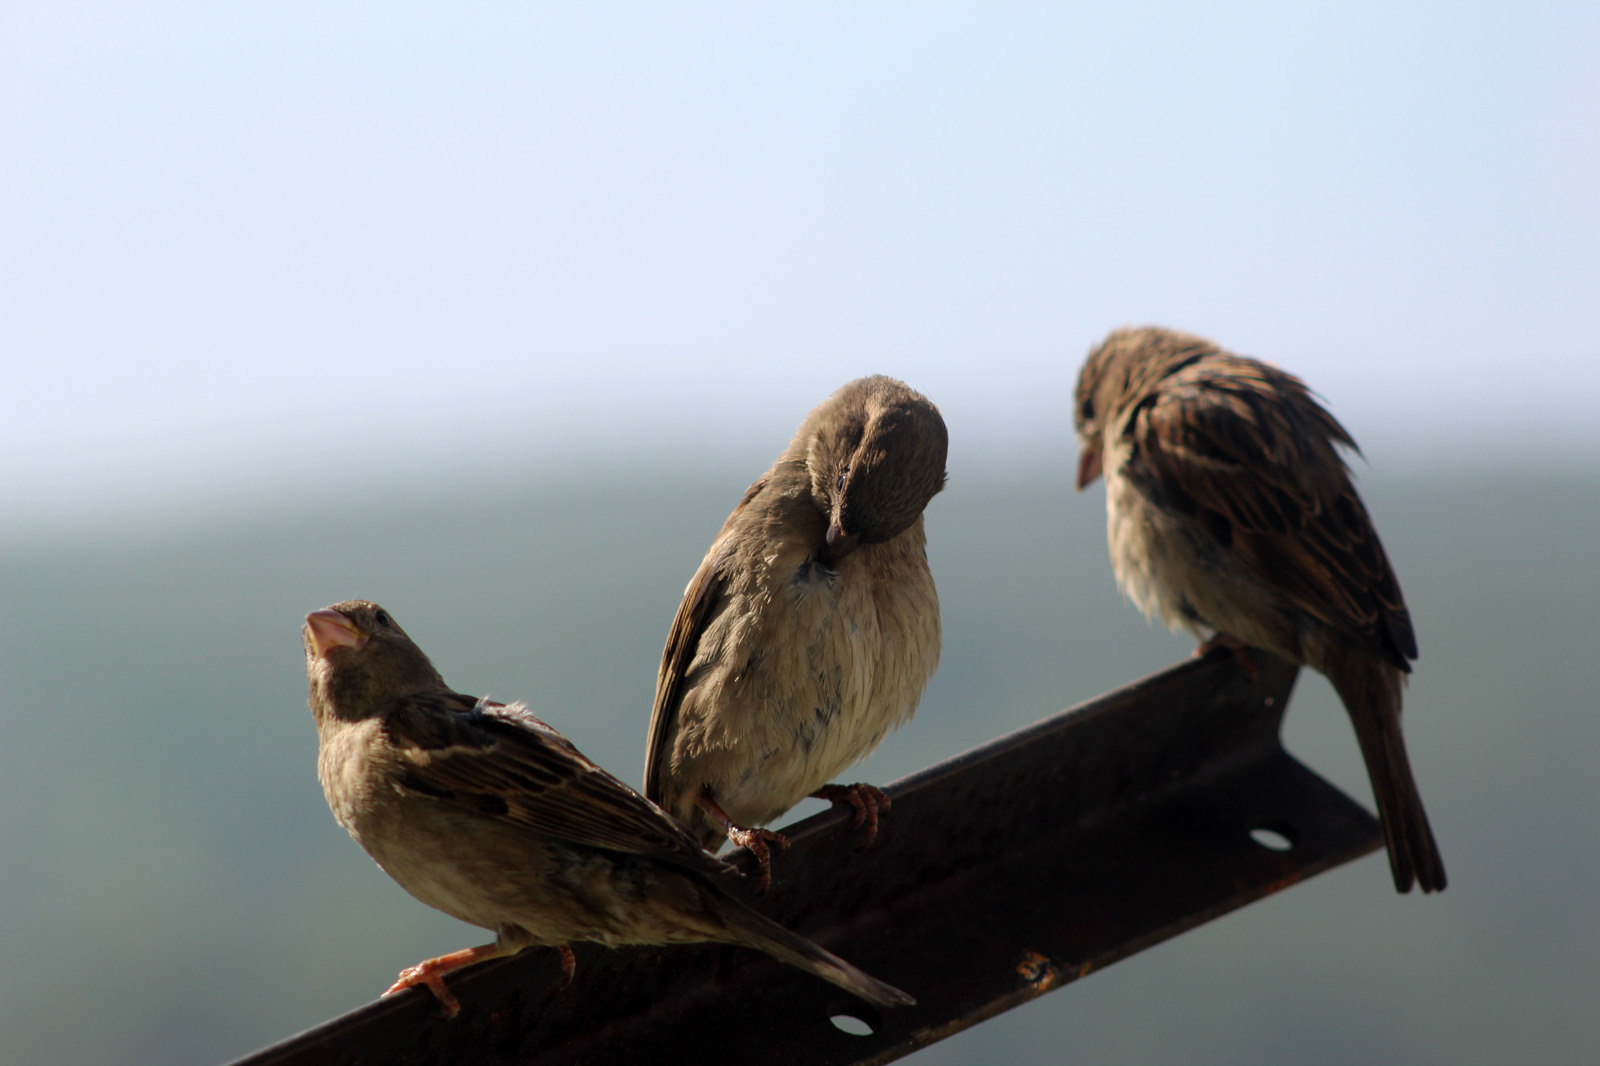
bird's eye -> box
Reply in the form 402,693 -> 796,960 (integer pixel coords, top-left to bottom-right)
1079,397 -> 1095,423
836,469 -> 848,491
374,610 -> 392,628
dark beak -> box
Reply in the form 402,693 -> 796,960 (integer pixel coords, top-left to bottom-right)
822,519 -> 860,567
1075,445 -> 1103,491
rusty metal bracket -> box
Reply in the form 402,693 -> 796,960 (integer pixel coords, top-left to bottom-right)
227,652 -> 1380,1066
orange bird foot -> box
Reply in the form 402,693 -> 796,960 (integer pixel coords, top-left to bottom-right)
557,944 -> 576,988
812,782 -> 892,849
724,824 -> 791,894
697,789 -> 791,894
383,943 -> 504,1019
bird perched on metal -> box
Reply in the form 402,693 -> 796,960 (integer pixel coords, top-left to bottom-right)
303,600 -> 916,1018
1072,326 -> 1446,893
645,375 -> 947,892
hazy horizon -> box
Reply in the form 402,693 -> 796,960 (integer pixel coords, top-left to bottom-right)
9,419 -> 1598,548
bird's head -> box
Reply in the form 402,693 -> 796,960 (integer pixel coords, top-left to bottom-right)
801,375 -> 948,566
303,600 -> 444,722
1074,326 -> 1218,490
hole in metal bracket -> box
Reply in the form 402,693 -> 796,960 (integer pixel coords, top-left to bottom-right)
829,1013 -> 875,1036
1249,821 -> 1297,852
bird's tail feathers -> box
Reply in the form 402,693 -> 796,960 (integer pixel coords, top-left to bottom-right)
1325,648 -> 1447,893
711,894 -> 916,1010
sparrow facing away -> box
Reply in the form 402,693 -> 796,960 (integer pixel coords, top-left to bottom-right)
1073,326 -> 1445,893
645,375 -> 947,891
304,600 -> 915,1017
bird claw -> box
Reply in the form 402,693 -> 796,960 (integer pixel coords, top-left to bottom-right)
385,962 -> 464,1020
557,944 -> 576,988
696,789 -> 790,893
1195,634 -> 1258,682
812,782 -> 892,848
380,942 -> 504,1020
726,825 -> 790,894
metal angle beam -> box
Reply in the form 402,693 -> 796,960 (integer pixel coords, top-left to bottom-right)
227,652 -> 1381,1066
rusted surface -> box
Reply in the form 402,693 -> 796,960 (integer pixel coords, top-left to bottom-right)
226,652 -> 1380,1066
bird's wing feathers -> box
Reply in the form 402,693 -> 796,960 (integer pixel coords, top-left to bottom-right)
642,475 -> 768,802
386,692 -> 730,877
1130,360 -> 1416,665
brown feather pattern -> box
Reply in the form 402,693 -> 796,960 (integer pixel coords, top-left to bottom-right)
644,377 -> 946,852
1130,357 -> 1415,669
304,599 -> 916,1013
1075,327 -> 1443,892
388,693 -> 730,878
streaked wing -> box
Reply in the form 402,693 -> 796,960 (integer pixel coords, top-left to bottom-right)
1130,357 -> 1416,665
642,475 -> 767,802
386,692 -> 730,877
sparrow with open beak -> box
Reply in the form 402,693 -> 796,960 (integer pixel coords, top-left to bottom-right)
1073,327 -> 1445,893
644,376 -> 947,891
303,600 -> 916,1017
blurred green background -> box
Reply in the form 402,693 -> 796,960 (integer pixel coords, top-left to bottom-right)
2,462 -> 1595,1065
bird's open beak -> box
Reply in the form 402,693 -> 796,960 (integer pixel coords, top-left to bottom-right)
822,519 -> 860,567
1075,445 -> 1103,491
305,609 -> 366,657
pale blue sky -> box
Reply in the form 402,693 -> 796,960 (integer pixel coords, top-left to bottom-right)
4,2 -> 1597,535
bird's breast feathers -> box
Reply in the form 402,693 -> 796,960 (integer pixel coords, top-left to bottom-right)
1106,459 -> 1293,652
316,718 -> 391,837
670,535 -> 938,824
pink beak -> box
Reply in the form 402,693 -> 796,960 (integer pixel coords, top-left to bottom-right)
305,609 -> 365,657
